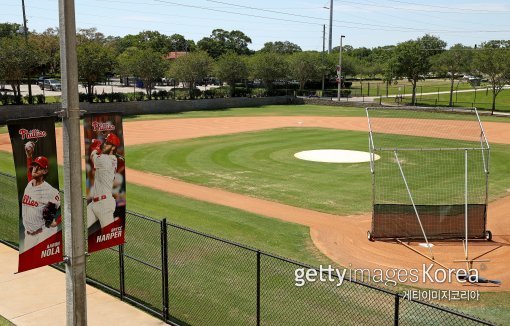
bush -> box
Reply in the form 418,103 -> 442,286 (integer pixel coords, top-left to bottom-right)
251,88 -> 267,97
35,94 -> 46,104
154,90 -> 170,100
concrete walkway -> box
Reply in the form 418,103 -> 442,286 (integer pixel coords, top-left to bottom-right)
0,244 -> 165,326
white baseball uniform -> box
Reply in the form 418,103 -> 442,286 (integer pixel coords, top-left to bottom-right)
21,180 -> 60,252
87,150 -> 117,229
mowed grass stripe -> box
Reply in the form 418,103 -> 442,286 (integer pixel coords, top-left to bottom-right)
127,128 -> 510,215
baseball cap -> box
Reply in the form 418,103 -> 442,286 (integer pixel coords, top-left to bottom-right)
105,133 -> 121,147
31,156 -> 49,169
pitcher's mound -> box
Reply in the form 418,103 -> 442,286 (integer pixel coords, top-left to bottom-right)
294,149 -> 380,163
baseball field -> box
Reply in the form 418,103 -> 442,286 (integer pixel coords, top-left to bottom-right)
0,104 -> 509,324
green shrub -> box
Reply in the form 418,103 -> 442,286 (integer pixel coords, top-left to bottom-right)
251,88 -> 267,97
35,94 -> 46,104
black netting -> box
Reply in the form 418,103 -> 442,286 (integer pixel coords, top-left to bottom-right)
260,255 -> 394,326
167,224 -> 257,325
86,247 -> 120,291
399,298 -> 490,326
123,213 -> 163,312
0,171 -> 494,325
0,172 -> 19,247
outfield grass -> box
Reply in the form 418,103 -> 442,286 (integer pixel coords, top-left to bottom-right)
0,315 -> 14,326
127,128 -> 510,215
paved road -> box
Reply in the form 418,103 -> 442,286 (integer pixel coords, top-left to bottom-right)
1,82 -> 219,97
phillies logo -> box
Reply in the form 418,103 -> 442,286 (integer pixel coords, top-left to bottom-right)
92,121 -> 115,132
22,195 -> 39,207
19,129 -> 47,140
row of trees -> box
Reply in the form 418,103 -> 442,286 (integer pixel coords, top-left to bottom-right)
1,22 -> 509,112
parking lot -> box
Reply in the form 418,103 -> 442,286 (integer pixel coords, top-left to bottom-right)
1,80 -> 218,97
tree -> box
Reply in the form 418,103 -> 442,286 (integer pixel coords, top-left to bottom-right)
214,52 -> 248,97
287,52 -> 322,90
169,33 -> 195,52
0,36 -> 41,103
393,35 -> 446,104
431,44 -> 473,107
77,28 -> 106,44
197,29 -> 252,58
248,52 -> 288,91
130,48 -> 168,99
168,51 -> 213,99
30,28 -> 60,74
77,40 -> 115,102
259,41 -> 301,54
0,23 -> 23,38
473,41 -> 510,114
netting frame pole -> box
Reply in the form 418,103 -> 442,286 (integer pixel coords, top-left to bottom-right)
394,150 -> 434,259
464,150 -> 469,266
366,108 -> 376,235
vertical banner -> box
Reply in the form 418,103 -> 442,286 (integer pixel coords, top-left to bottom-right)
84,113 -> 126,253
7,117 -> 63,273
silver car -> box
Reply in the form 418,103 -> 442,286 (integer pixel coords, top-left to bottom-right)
40,79 -> 62,91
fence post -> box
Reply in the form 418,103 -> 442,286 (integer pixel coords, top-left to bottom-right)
394,294 -> 400,326
160,218 -> 169,322
256,250 -> 261,326
119,244 -> 125,300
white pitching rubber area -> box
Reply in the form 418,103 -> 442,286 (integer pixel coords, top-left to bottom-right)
294,149 -> 380,163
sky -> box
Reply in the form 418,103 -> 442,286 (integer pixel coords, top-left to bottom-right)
2,0 -> 510,51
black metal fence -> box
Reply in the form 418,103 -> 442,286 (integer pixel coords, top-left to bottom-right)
0,172 -> 494,325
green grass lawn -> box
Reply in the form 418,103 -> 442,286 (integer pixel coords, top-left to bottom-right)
349,78 -> 478,97
0,315 -> 14,326
127,128 -> 510,215
381,88 -> 510,112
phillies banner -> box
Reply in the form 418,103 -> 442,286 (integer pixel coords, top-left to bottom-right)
84,113 -> 126,253
8,117 -> 63,273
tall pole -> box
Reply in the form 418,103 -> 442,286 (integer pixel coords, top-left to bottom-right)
21,0 -> 33,104
328,0 -> 333,53
337,35 -> 345,102
58,0 -> 87,325
322,24 -> 325,94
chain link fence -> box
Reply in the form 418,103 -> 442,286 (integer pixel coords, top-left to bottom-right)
0,171 -> 494,325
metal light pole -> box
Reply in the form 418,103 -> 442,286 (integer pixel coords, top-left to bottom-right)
21,0 -> 33,104
321,24 -> 325,94
328,0 -> 333,53
337,35 -> 345,102
58,0 -> 87,324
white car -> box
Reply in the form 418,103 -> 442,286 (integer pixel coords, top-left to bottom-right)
40,79 -> 62,91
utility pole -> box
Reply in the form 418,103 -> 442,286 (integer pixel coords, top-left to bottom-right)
58,0 -> 87,324
337,35 -> 345,102
328,0 -> 333,53
322,24 -> 326,94
21,0 -> 33,104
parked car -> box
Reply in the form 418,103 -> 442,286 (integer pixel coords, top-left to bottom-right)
37,76 -> 50,87
40,79 -> 62,91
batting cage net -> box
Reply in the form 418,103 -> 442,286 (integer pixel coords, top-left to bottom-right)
366,107 -> 490,240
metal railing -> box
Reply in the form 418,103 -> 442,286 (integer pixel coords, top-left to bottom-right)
0,171 -> 493,325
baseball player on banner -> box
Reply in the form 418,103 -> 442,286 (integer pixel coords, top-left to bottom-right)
7,117 -> 63,273
84,114 -> 126,253
23,142 -> 61,251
